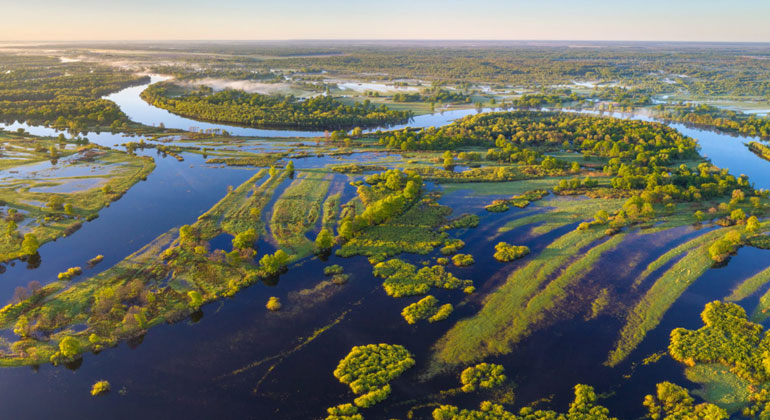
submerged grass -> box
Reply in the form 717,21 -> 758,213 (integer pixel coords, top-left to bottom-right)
433,226 -> 609,367
607,227 -> 735,367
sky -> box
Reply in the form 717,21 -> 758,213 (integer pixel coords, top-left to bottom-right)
2,0 -> 769,42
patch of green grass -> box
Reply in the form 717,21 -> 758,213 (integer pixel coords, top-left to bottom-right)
269,171 -> 332,256
726,265 -> 770,302
685,364 -> 752,413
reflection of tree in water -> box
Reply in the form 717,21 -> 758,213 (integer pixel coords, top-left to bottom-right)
127,334 -> 146,350
64,357 -> 83,371
25,253 -> 41,270
190,310 -> 204,324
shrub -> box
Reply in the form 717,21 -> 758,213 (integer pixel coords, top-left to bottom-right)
325,403 -> 363,420
333,344 -> 415,408
429,304 -> 453,323
452,254 -> 474,267
260,250 -> 290,275
232,228 -> 257,250
402,295 -> 439,324
316,228 -> 335,251
57,266 -> 83,281
324,265 -> 344,275
90,380 -> 110,396
266,297 -> 282,311
493,242 -> 530,262
460,363 -> 507,392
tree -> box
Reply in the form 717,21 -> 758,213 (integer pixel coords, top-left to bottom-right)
746,215 -> 760,233
731,208 -> 747,223
179,225 -> 195,246
21,233 -> 39,255
47,195 -> 64,211
285,160 -> 295,177
643,382 -> 727,420
13,315 -> 29,338
232,228 -> 257,250
58,336 -> 81,359
260,250 -> 290,276
403,180 -> 420,200
315,228 -> 334,251
339,220 -> 354,240
594,210 -> 610,224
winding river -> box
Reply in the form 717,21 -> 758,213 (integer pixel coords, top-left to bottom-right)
0,78 -> 768,419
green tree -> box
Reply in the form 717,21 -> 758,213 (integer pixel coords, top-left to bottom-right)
58,336 -> 81,359
315,228 -> 334,251
21,233 -> 39,255
260,250 -> 290,276
232,228 -> 257,250
339,220 -> 354,240
747,215 -> 760,233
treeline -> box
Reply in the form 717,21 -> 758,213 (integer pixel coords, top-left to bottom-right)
141,82 -> 412,130
392,87 -> 470,104
0,55 -> 149,131
257,46 -> 770,97
659,104 -> 770,139
379,111 -> 698,161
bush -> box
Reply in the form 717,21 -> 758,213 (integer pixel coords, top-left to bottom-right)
452,254 -> 474,267
493,242 -> 530,262
402,295 -> 439,324
266,296 -> 282,311
324,265 -> 344,275
260,250 -> 290,275
325,403 -> 363,420
460,363 -> 507,392
429,304 -> 453,323
333,344 -> 415,408
57,266 -> 83,281
90,380 -> 110,396
316,228 -> 335,251
232,228 -> 257,250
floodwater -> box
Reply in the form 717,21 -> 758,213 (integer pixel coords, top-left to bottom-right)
0,80 -> 769,419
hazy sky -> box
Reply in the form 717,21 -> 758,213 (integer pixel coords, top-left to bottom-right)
2,0 -> 769,42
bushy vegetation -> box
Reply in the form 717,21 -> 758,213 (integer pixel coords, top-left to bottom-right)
451,254 -> 474,267
643,381 -> 727,420
90,380 -> 111,396
333,344 -> 415,408
373,259 -> 470,298
669,301 -> 770,385
460,363 -> 507,393
432,384 -> 616,420
493,242 -> 530,262
401,295 -> 453,324
325,404 -> 363,420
